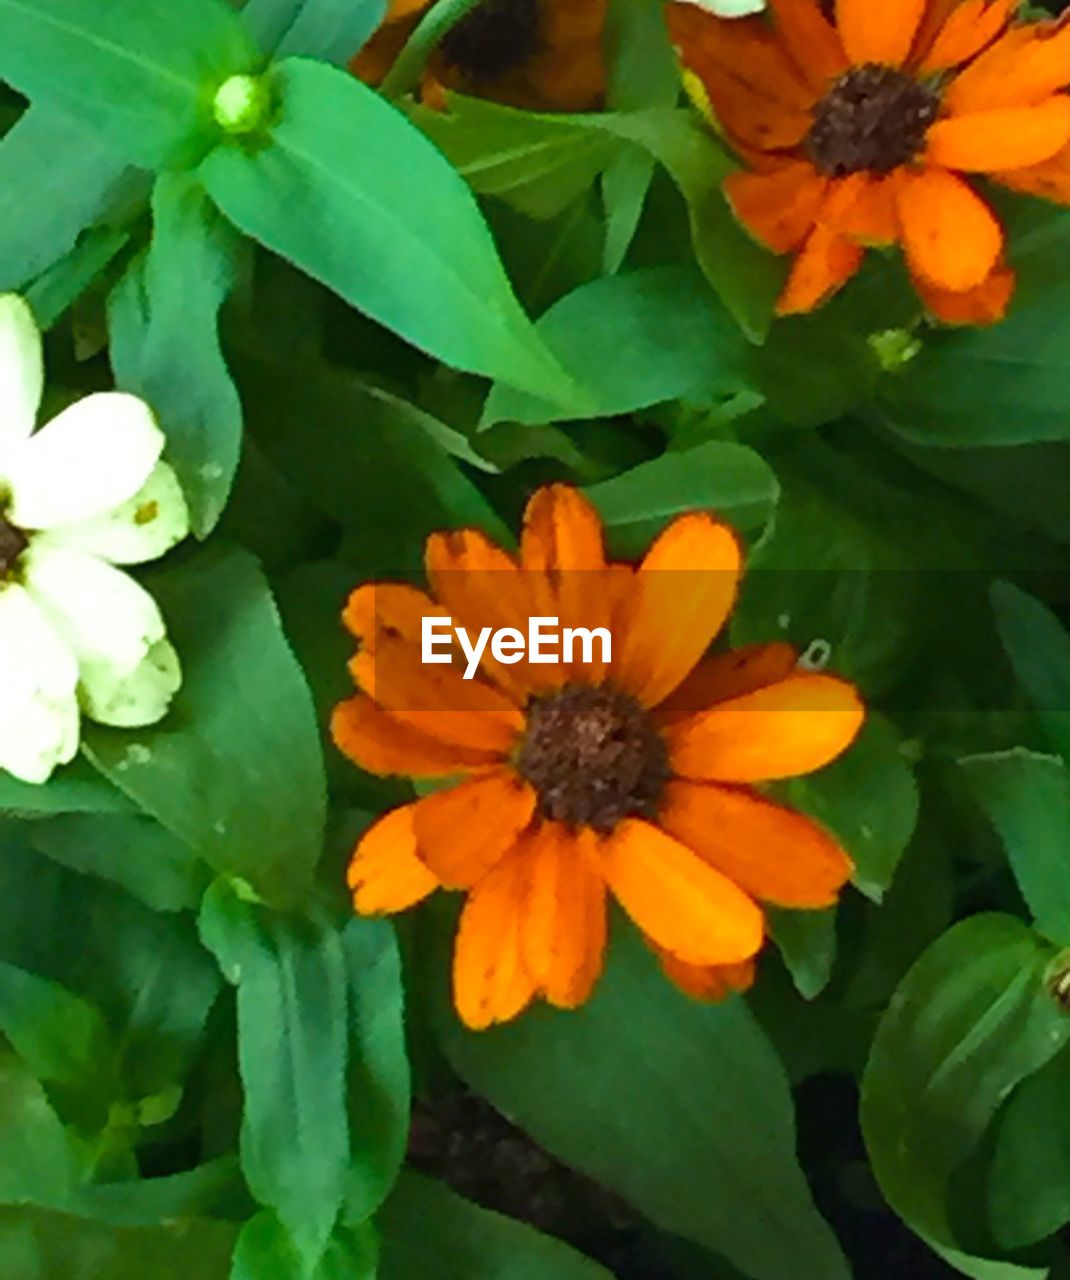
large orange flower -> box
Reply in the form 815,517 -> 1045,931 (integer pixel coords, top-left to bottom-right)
332,486 -> 863,1030
353,0 -> 607,112
668,0 -> 1070,323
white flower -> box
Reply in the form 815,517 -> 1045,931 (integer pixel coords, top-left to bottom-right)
0,294 -> 190,785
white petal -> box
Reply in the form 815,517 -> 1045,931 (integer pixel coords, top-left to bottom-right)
0,294 -> 43,460
81,637 -> 182,727
40,461 -> 191,565
7,392 -> 164,530
0,583 -> 79,784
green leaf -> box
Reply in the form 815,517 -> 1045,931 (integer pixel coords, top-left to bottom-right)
243,0 -> 386,63
83,545 -> 327,908
379,1173 -> 613,1280
989,1047 -> 1070,1248
0,963 -> 113,1093
433,917 -> 849,1280
26,226 -> 130,330
482,265 -> 750,426
0,1206 -> 236,1279
862,914 -> 1070,1260
585,439 -> 779,559
340,917 -> 410,1223
962,750 -> 1070,944
0,1054 -> 82,1208
70,1158 -> 241,1226
0,0 -> 256,169
991,581 -> 1070,764
0,761 -> 135,817
30,813 -> 207,913
200,59 -> 573,404
231,1211 -> 378,1280
769,908 -> 837,1001
109,172 -> 245,536
0,104 -> 129,292
199,883 -> 350,1259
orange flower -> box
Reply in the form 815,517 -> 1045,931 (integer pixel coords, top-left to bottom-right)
668,1 -> 1070,324
352,0 -> 607,112
332,486 -> 863,1030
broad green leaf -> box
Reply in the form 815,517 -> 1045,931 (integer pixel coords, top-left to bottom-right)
200,59 -> 574,404
109,172 -> 244,536
30,813 -> 207,913
482,265 -> 750,426
769,908 -> 837,1001
0,761 -> 134,817
379,1173 -> 613,1280
875,206 -> 1070,446
862,914 -> 1070,1260
991,581 -> 1070,764
70,1158 -> 240,1226
0,0 -> 256,169
989,1048 -> 1070,1248
0,1054 -> 82,1207
341,917 -> 410,1222
200,883 -> 350,1259
26,226 -> 130,330
0,105 -> 129,292
231,1211 -> 378,1280
412,96 -> 625,221
0,964 -> 113,1094
0,1206 -> 236,1279
243,0 -> 386,62
585,439 -> 779,558
434,918 -> 849,1280
84,545 -> 327,908
962,750 -> 1070,943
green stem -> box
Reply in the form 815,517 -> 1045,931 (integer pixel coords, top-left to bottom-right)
379,0 -> 486,101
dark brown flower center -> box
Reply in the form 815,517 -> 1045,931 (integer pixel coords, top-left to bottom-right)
0,511 -> 27,577
806,63 -> 941,177
439,0 -> 542,79
517,685 -> 670,832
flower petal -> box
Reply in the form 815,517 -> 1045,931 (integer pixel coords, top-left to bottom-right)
81,637 -> 181,728
836,0 -> 927,67
994,141 -> 1070,202
895,167 -> 1002,292
653,642 -> 799,727
657,950 -> 757,1002
946,22 -> 1070,113
927,99 -> 1070,172
520,484 -> 605,572
344,581 -> 445,651
0,294 -> 42,457
613,513 -> 742,708
7,392 -> 164,530
522,822 -> 606,1008
667,672 -> 864,782
917,0 -> 1017,75
777,223 -> 863,315
453,851 -> 536,1031
413,769 -> 536,888
822,173 -> 899,245
599,818 -> 764,966
347,804 -> 439,915
725,163 -> 829,254
0,583 -> 79,784
40,461 -> 189,565
913,262 -> 1015,325
770,0 -> 849,88
331,695 -> 500,778
659,780 -> 853,907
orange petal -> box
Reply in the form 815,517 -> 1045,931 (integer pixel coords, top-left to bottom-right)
414,769 -> 536,888
613,513 -> 742,709
994,141 -> 1070,202
343,582 -> 444,651
776,223 -> 863,315
704,76 -> 814,152
599,819 -> 764,966
522,823 -> 607,1009
667,672 -> 865,783
347,805 -> 439,915
927,99 -> 1070,172
453,852 -> 536,1031
659,780 -> 853,907
836,0 -> 927,67
653,643 -> 799,727
917,0 -> 1017,74
332,695 -> 498,777
771,0 -> 849,89
894,167 -> 1002,291
725,163 -> 829,254
822,173 -> 899,245
351,633 -> 523,754
657,951 -> 757,1002
946,22 -> 1070,112
521,484 -> 606,573
912,262 -> 1015,325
